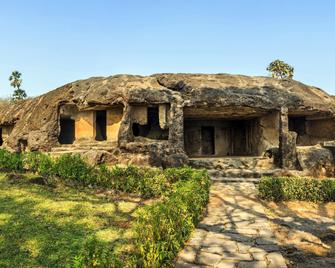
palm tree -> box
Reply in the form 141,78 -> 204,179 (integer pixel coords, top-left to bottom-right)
9,70 -> 27,101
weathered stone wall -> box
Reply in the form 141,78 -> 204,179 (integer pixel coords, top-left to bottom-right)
106,107 -> 123,142
75,111 -> 95,141
289,117 -> 335,146
257,111 -> 280,154
131,105 -> 148,125
305,118 -> 335,143
159,104 -> 169,129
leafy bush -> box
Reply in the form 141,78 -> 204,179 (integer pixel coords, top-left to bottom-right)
53,154 -> 97,185
72,237 -> 123,268
134,169 -> 210,267
0,149 -> 24,171
97,165 -> 167,198
258,176 -> 335,202
163,166 -> 195,183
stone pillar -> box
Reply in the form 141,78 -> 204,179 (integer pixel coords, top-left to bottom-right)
169,99 -> 184,150
106,107 -> 123,142
118,104 -> 134,147
279,107 -> 297,169
75,111 -> 95,141
159,104 -> 169,130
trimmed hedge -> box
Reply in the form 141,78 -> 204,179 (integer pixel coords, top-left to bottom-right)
258,176 -> 335,202
134,169 -> 210,267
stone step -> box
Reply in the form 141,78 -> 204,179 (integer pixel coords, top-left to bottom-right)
211,177 -> 260,183
51,147 -> 78,152
51,145 -> 116,152
48,150 -> 88,156
208,168 -> 281,178
190,156 -> 274,171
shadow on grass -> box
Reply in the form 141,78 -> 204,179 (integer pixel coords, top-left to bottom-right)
0,175 -> 142,267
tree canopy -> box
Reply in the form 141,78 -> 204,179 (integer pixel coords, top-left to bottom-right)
9,70 -> 27,101
267,60 -> 294,79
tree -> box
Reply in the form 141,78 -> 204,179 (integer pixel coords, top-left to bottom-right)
9,70 -> 27,101
267,60 -> 294,79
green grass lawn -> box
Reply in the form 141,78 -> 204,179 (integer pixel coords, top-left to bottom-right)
0,173 -> 143,267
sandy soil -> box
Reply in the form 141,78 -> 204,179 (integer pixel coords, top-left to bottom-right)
263,200 -> 335,268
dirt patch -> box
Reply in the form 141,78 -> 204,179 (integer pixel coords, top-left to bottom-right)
262,200 -> 335,267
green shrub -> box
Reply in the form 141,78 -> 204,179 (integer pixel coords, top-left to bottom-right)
258,176 -> 335,202
163,166 -> 195,183
36,154 -> 55,177
73,237 -> 123,268
134,169 -> 210,267
23,152 -> 41,172
97,165 -> 167,198
23,152 -> 55,177
0,149 -> 24,172
53,154 -> 96,185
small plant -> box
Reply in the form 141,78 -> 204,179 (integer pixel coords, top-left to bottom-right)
267,59 -> 294,79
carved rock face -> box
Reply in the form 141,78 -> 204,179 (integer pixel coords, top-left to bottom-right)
0,73 -> 334,171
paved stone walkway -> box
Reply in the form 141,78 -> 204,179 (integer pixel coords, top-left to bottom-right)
176,182 -> 287,268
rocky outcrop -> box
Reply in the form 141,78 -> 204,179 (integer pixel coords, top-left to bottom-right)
296,145 -> 335,177
1,73 -> 335,172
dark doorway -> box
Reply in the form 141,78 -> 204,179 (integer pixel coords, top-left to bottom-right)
0,128 -> 3,146
95,110 -> 107,141
59,118 -> 75,144
289,116 -> 306,136
231,120 -> 247,156
201,126 -> 215,155
132,107 -> 169,140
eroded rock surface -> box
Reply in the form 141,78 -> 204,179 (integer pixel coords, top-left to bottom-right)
1,73 -> 335,170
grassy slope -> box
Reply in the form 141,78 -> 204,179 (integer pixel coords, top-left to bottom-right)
0,173 -> 142,267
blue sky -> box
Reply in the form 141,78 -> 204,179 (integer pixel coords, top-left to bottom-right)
0,0 -> 334,97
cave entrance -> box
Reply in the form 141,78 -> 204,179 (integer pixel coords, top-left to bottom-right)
132,106 -> 169,140
59,118 -> 75,144
95,110 -> 107,141
289,116 -> 306,136
289,116 -> 307,145
0,128 -> 3,146
184,118 -> 259,157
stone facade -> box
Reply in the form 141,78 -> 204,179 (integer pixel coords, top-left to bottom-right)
1,73 -> 335,176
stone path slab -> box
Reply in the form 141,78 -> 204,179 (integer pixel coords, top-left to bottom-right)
176,182 -> 287,268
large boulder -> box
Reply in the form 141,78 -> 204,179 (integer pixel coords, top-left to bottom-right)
296,145 -> 334,177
